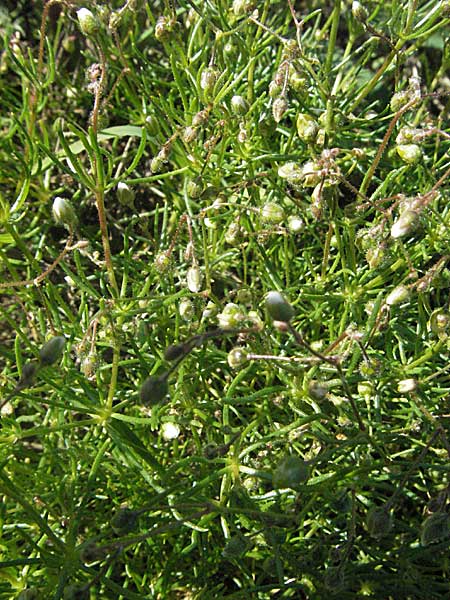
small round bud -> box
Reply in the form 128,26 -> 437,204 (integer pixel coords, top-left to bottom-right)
429,309 -> 450,337
154,252 -> 171,273
139,375 -> 168,405
385,285 -> 410,307
155,16 -> 175,42
366,507 -> 392,538
277,162 -> 305,188
182,126 -> 198,144
287,215 -> 304,233
52,197 -> 78,229
390,90 -> 410,112
39,336 -> 66,366
217,303 -> 245,330
200,66 -> 219,94
110,507 -> 140,534
231,95 -> 249,116
150,156 -> 164,173
232,0 -> 256,16
420,512 -> 450,546
300,161 -> 322,187
296,113 -> 319,143
116,182 -> 135,207
187,178 -> 204,199
19,362 -> 38,387
265,291 -> 295,323
192,109 -> 210,127
396,144 -> 422,164
247,310 -> 264,331
366,246 -> 387,269
272,97 -> 288,123
77,8 -> 99,36
187,265 -> 203,293
268,80 -> 283,99
352,1 -> 368,21
161,421 -> 180,440
397,378 -> 418,393
225,221 -> 242,245
164,343 -> 188,361
289,70 -> 306,93
390,209 -> 419,239
261,202 -> 284,224
227,347 -> 248,369
179,298 -> 195,321
272,455 -> 310,490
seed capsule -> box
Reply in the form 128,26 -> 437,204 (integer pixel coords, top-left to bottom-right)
39,336 -> 66,366
265,291 -> 295,323
139,375 -> 168,405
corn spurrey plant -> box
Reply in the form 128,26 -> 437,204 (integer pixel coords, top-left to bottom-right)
0,1 -> 450,597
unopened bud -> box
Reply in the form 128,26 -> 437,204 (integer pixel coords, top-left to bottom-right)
139,375 -> 168,405
52,197 -> 78,229
397,378 -> 418,393
217,303 -> 245,330
187,265 -> 203,293
296,113 -> 319,143
116,182 -> 135,206
390,209 -> 419,239
261,202 -> 284,224
397,144 -> 422,164
272,97 -> 288,123
39,336 -> 66,366
200,66 -> 219,94
386,285 -> 410,306
227,347 -> 248,369
77,8 -> 99,36
231,95 -> 249,116
265,291 -> 295,322
179,298 -> 195,321
352,1 -> 368,21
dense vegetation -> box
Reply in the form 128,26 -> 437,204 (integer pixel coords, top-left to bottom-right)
0,1 -> 450,598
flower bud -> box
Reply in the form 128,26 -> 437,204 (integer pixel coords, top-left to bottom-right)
155,16 -> 176,42
390,90 -> 410,112
179,298 -> 195,321
268,80 -> 283,99
187,178 -> 204,199
187,265 -> 203,293
52,197 -> 78,229
150,155 -> 164,173
272,97 -> 288,123
139,375 -> 168,405
265,291 -> 295,322
217,303 -> 245,330
182,126 -> 198,144
227,347 -> 248,369
232,0 -> 256,16
287,215 -> 304,234
296,113 -> 319,143
39,336 -> 66,366
385,285 -> 410,307
77,8 -> 99,36
390,209 -> 419,239
200,66 -> 219,94
429,309 -> 450,337
300,161 -> 322,187
231,95 -> 249,116
420,512 -> 450,546
352,1 -> 368,21
154,252 -> 171,273
396,144 -> 422,164
261,202 -> 284,224
164,343 -> 188,361
289,70 -> 306,93
272,455 -> 310,490
116,182 -> 135,207
397,378 -> 418,393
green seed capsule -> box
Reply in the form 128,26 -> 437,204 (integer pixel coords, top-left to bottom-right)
265,291 -> 295,323
39,336 -> 66,366
139,375 -> 168,405
272,455 -> 310,490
